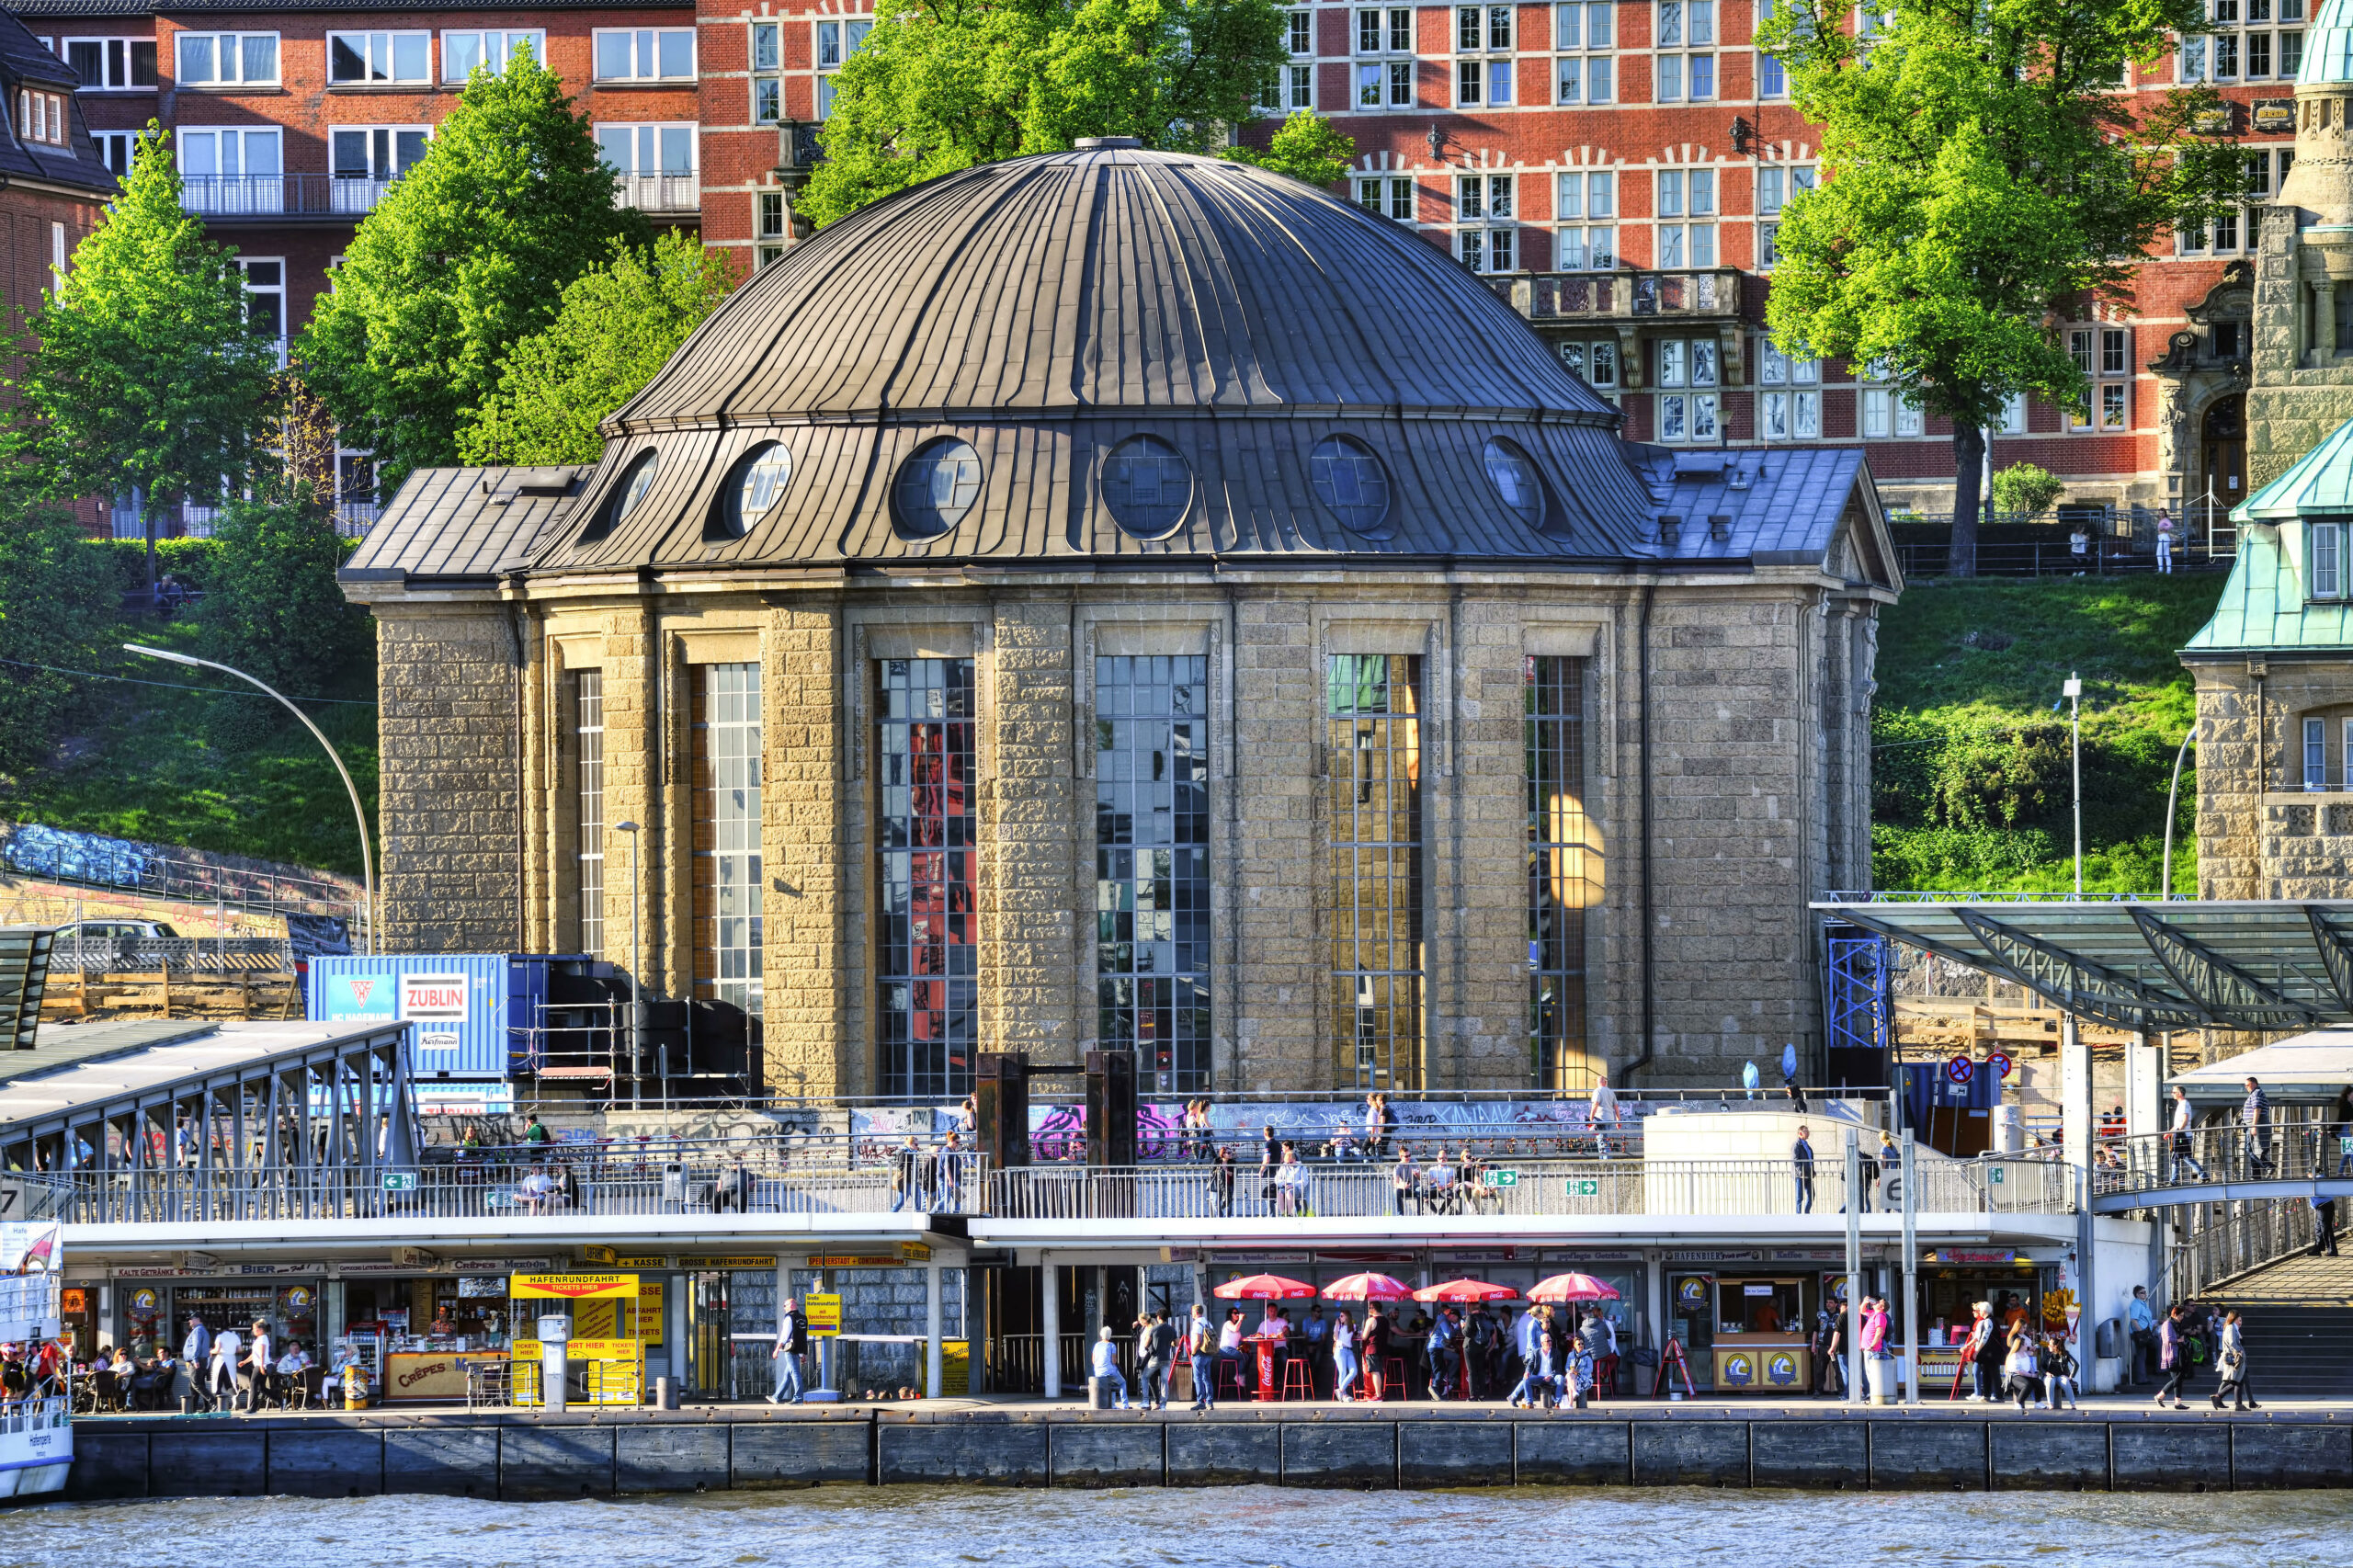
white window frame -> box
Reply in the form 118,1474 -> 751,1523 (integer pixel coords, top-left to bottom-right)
2312,521 -> 2346,601
751,21 -> 783,123
1288,6 -> 1314,56
174,32 -> 280,87
440,29 -> 545,84
60,36 -> 157,91
1559,339 -> 1619,388
51,221 -> 67,299
327,30 -> 432,86
2306,715 -> 2329,789
1357,175 -> 1416,222
814,18 -> 873,118
1553,1 -> 1615,103
593,27 -> 697,83
93,130 -> 134,177
1355,6 -> 1415,56
173,126 -> 285,214
1655,0 -> 1716,102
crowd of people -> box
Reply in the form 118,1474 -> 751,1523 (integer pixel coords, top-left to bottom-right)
80,1314 -> 323,1414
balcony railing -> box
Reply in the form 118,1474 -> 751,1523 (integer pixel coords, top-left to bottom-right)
616,172 -> 700,213
1491,267 -> 1748,323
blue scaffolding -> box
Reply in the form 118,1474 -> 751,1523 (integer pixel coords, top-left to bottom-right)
1823,921 -> 1893,1089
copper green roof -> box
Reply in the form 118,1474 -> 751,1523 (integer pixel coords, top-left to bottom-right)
2304,0 -> 2353,82
2188,423 -> 2353,653
2234,416 -> 2353,522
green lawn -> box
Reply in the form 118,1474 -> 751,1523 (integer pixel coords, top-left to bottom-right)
0,609 -> 379,878
1871,573 -> 2228,896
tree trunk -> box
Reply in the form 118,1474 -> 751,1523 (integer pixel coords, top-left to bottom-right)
1949,425 -> 1986,578
138,484 -> 156,606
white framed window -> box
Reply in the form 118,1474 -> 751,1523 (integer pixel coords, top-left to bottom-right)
597,121 -> 698,194
1656,0 -> 1715,101
1999,391 -> 2027,434
1655,336 -> 1719,389
1358,57 -> 1417,106
1456,4 -> 1515,106
441,30 -> 543,83
328,31 -> 429,85
1560,339 -> 1619,388
1357,175 -> 1415,222
1459,226 -> 1517,271
1285,62 -> 1315,108
176,127 -> 283,213
1457,173 -> 1516,272
238,256 -> 285,353
175,32 -> 278,86
1655,167 -> 1716,267
1757,0 -> 1787,96
815,18 -> 873,117
17,88 -> 66,145
2306,715 -> 2330,788
595,28 -> 695,82
2343,716 -> 2353,790
757,189 -> 788,267
62,37 -> 156,90
1759,388 -> 1821,439
51,221 -> 66,298
2179,34 -> 2207,80
1357,6 -> 1416,52
1756,164 -> 1814,216
2311,521 -> 2345,600
1288,7 -> 1314,55
2100,381 -> 2128,430
1555,169 -> 1615,267
1657,390 -> 1718,441
330,125 -> 428,211
93,130 -> 133,176
1554,0 -> 1614,101
751,22 -> 782,122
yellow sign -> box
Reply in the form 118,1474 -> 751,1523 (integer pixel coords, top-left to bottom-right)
575,1281 -> 665,1345
941,1338 -> 969,1396
514,1337 -> 641,1360
615,1254 -> 668,1268
901,1242 -> 933,1262
580,1246 -> 617,1265
688,1256 -> 779,1269
809,1256 -> 903,1268
804,1292 -> 842,1335
511,1272 -> 638,1301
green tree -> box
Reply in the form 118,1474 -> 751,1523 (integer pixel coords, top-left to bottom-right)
202,488 -> 368,699
1222,109 -> 1356,187
0,502 -> 117,774
299,46 -> 647,494
1990,460 -> 2067,518
1756,0 -> 2244,575
801,0 -> 1290,227
4,127 -> 279,593
458,232 -> 736,466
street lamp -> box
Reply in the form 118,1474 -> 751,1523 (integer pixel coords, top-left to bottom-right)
126,643 -> 375,954
613,820 -> 642,1107
2062,674 -> 2083,893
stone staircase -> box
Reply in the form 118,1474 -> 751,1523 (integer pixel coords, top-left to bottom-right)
2211,1252 -> 2353,1400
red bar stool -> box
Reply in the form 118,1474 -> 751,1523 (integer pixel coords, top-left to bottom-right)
1215,1359 -> 1245,1403
1279,1358 -> 1313,1402
1382,1358 -> 1407,1400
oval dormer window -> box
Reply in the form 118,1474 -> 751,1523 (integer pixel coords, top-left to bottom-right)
1309,434 -> 1392,537
1483,436 -> 1546,530
610,450 -> 658,528
1101,435 -> 1194,539
712,440 -> 792,540
892,437 -> 984,540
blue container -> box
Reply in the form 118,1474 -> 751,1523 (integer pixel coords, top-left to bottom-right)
308,954 -> 590,1081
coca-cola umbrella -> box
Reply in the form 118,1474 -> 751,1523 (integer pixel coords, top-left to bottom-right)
1412,1278 -> 1519,1303
1322,1271 -> 1415,1301
1529,1271 -> 1622,1303
1211,1273 -> 1318,1301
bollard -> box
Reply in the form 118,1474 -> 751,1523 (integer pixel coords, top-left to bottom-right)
654,1376 -> 677,1411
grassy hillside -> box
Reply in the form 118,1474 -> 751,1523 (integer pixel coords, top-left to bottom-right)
1871,574 -> 2228,896
0,548 -> 378,877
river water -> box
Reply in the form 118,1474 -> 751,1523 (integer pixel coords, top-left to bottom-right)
12,1486 -> 2353,1568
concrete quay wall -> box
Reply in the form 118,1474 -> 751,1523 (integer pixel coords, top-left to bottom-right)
61,1410 -> 2353,1500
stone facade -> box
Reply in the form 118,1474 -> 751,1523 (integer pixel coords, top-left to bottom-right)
2192,657 -> 2353,900
368,563 -> 1884,1094
2246,44 -> 2353,494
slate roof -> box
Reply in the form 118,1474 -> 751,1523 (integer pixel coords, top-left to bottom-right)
348,146 -> 1893,587
342,465 -> 589,585
0,8 -> 116,197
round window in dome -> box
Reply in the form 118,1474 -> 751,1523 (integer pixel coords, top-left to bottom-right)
712,440 -> 793,539
608,450 -> 658,529
1100,435 -> 1195,539
1483,437 -> 1547,529
892,437 -> 984,540
1308,435 -> 1392,536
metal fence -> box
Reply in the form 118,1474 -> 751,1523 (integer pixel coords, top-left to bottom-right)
2097,1125 -> 2348,1202
48,936 -> 293,974
2171,1199 -> 2316,1301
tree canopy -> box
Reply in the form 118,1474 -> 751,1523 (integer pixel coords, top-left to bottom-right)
299,46 -> 646,494
1756,0 -> 2243,573
458,231 -> 736,467
1221,109 -> 1358,187
800,0 -> 1291,227
4,127 -> 280,583
0,499 -> 117,774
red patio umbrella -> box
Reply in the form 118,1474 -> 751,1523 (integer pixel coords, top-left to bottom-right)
1321,1271 -> 1415,1301
1529,1271 -> 1621,1303
1412,1278 -> 1518,1303
1211,1273 -> 1317,1300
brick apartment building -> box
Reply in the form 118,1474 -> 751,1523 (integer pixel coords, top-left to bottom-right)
13,0 -> 2288,532
0,9 -> 112,396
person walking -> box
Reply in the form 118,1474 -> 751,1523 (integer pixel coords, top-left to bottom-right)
1967,1302 -> 2004,1403
2242,1076 -> 2273,1177
1211,1145 -> 1236,1217
1507,1304 -> 1542,1406
890,1135 -> 921,1212
243,1319 -> 274,1415
1591,1071 -> 1619,1159
1793,1125 -> 1816,1214
2154,509 -> 2177,574
2317,1194 -> 2342,1257
1857,1134 -> 1881,1214
2167,1086 -> 2208,1183
2211,1310 -> 2257,1410
1089,1325 -> 1130,1409
1332,1310 -> 1361,1402
1188,1311 -> 1218,1410
1139,1311 -> 1174,1411
209,1324 -> 240,1411
180,1315 -> 212,1412
2155,1304 -> 2192,1409
768,1296 -> 807,1403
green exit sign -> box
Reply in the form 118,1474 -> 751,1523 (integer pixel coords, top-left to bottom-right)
1569,1178 -> 1600,1197
1989,1168 -> 2006,1186
1491,1170 -> 1518,1187
382,1172 -> 418,1192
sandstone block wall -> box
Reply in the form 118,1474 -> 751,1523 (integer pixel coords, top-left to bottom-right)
376,607 -> 522,953
2194,658 -> 2353,899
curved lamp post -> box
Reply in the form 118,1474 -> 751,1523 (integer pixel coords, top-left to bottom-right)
125,643 -> 375,954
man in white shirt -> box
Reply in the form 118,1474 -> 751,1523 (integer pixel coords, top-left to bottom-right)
1591,1072 -> 1620,1159
276,1344 -> 313,1409
209,1326 -> 240,1410
1088,1325 -> 1130,1409
2167,1085 -> 2208,1183
243,1320 -> 273,1414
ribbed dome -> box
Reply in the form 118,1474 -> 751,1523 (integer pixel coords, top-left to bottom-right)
613,144 -> 1620,427
532,144 -> 1665,571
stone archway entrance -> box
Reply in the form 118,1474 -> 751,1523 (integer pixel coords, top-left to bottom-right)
2202,395 -> 2246,511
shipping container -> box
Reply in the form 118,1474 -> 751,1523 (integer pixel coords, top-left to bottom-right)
307,954 -> 620,1081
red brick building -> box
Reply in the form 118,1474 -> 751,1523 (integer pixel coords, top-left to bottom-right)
19,0 -> 2286,533
0,8 -> 114,392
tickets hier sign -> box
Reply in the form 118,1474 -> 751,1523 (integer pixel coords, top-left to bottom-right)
510,1272 -> 637,1300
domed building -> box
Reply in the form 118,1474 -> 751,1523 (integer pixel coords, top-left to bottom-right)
344,142 -> 1897,1096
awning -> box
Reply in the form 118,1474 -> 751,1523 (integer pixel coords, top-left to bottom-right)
1813,899 -> 2353,1034
2168,1028 -> 2353,1104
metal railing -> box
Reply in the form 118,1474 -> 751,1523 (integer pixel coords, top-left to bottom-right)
0,1173 -> 73,1222
2097,1125 -> 2349,1203
616,173 -> 699,212
2172,1199 -> 2315,1301
179,173 -> 400,219
64,1153 -> 992,1225
988,1154 -> 2072,1221
0,822 -> 365,952
49,936 -> 293,974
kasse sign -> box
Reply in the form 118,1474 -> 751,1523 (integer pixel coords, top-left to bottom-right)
403,972 -> 470,1051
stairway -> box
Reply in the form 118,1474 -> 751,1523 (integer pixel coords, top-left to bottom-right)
2211,1252 -> 2353,1399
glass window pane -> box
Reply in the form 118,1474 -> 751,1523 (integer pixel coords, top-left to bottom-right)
659,29 -> 693,77
243,34 -> 277,81
393,33 -> 426,80
597,31 -> 631,78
